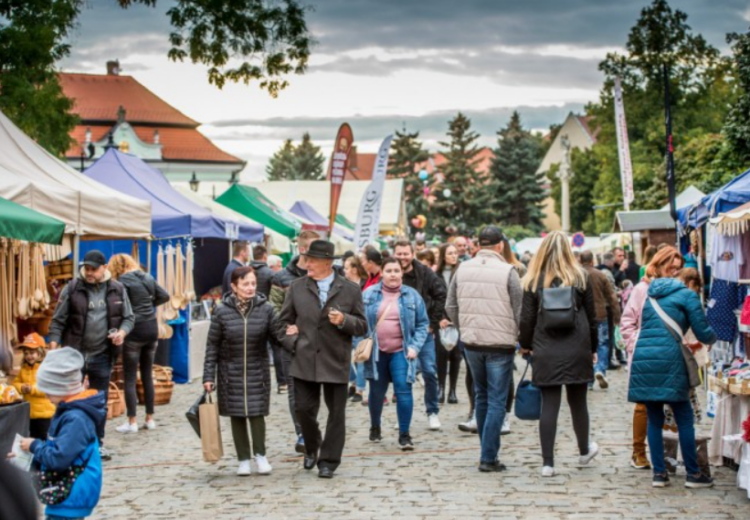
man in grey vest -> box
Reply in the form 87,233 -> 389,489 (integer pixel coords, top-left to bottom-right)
446,226 -> 522,472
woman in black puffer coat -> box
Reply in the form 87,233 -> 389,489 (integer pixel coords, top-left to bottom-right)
203,266 -> 282,476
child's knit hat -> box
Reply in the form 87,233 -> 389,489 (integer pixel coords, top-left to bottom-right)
36,347 -> 84,396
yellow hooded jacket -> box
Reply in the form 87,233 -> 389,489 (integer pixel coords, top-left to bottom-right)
12,362 -> 56,419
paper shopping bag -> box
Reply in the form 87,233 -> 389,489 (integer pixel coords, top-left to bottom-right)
199,393 -> 223,463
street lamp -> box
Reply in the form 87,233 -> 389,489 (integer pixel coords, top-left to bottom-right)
189,172 -> 200,192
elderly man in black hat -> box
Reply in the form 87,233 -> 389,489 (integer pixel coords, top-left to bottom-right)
280,240 -> 367,478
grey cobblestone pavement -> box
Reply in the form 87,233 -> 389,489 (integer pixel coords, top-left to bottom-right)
97,360 -> 749,520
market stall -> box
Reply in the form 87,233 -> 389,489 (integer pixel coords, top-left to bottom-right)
289,200 -> 355,242
0,198 -> 65,455
82,149 -> 264,382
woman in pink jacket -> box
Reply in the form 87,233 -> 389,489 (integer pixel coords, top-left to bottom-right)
620,246 -> 684,470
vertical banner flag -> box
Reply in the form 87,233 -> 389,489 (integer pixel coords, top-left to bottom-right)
614,77 -> 634,211
354,135 -> 393,250
663,65 -> 678,224
328,124 -> 355,235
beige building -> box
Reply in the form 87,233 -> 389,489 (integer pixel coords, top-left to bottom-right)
538,113 -> 599,231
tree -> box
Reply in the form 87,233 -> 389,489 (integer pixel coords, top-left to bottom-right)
266,139 -> 295,181
724,27 -> 750,164
0,0 -> 311,156
387,129 -> 430,221
489,112 -> 546,231
290,132 -> 325,180
430,113 -> 494,237
266,133 -> 325,180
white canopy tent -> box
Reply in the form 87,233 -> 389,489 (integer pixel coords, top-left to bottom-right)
0,110 -> 151,238
173,186 -> 291,254
225,179 -> 407,235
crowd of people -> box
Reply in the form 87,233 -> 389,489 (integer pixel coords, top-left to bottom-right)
4,226 -> 721,519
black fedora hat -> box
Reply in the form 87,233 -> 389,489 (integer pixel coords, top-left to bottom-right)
303,240 -> 340,260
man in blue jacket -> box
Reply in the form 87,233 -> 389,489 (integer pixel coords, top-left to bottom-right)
12,347 -> 106,519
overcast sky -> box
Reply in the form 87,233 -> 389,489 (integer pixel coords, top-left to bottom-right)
60,0 -> 750,180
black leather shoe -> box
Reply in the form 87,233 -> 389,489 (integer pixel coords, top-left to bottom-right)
318,467 -> 334,479
438,386 -> 445,404
303,453 -> 317,470
448,389 -> 458,404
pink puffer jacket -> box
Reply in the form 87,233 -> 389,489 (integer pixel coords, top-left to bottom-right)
620,278 -> 651,362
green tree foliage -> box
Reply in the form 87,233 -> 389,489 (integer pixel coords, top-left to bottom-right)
579,0 -> 737,233
0,0 -> 311,156
724,27 -> 750,164
266,133 -> 325,180
431,113 -> 494,237
489,112 -> 546,230
387,129 -> 430,220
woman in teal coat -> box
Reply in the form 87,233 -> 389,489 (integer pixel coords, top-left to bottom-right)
628,277 -> 715,489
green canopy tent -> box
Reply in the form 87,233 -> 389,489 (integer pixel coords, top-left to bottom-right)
335,214 -> 355,231
0,196 -> 65,244
216,185 -> 302,239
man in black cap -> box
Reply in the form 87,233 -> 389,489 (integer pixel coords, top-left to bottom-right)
279,240 -> 367,479
48,250 -> 134,459
445,226 -> 522,472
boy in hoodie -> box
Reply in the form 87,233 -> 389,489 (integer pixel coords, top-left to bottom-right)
12,347 -> 106,519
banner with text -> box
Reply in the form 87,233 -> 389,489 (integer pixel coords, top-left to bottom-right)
354,135 -> 393,250
614,77 -> 634,211
328,123 -> 354,234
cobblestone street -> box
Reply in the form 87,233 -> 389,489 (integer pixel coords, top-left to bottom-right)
98,362 -> 748,520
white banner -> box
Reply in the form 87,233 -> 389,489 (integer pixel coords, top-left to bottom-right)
614,77 -> 634,211
353,135 -> 393,250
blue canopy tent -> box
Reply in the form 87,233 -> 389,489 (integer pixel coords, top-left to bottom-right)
679,167 -> 750,232
81,149 -> 264,382
289,200 -> 355,242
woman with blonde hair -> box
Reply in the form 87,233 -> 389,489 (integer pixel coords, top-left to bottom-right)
107,253 -> 169,433
519,231 -> 598,477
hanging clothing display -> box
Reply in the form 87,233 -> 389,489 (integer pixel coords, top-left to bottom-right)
707,279 -> 747,343
709,231 -> 744,283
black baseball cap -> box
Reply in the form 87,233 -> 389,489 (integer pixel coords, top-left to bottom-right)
478,226 -> 505,246
81,250 -> 107,268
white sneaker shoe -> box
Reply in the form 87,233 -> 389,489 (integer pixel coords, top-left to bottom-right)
541,466 -> 556,477
237,460 -> 252,476
116,422 -> 138,434
579,442 -> 599,465
501,416 -> 511,435
255,455 -> 272,475
428,413 -> 441,430
458,417 -> 477,433
144,419 -> 156,430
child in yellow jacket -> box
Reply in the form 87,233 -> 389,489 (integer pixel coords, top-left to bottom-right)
12,333 -> 55,439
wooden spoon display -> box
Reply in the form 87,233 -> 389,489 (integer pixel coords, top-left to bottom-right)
184,241 -> 195,301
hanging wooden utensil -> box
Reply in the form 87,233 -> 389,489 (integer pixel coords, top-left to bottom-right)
184,241 -> 195,301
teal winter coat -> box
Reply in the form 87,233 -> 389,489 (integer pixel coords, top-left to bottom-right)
628,278 -> 715,403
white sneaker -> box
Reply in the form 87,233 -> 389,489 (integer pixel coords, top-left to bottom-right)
144,419 -> 157,430
579,442 -> 599,465
237,460 -> 252,476
116,422 -> 138,434
541,466 -> 556,477
458,417 -> 477,433
255,455 -> 272,475
428,413 -> 441,430
595,372 -> 609,389
501,416 -> 511,435
393,422 -> 400,430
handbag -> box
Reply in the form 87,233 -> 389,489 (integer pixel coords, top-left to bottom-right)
539,285 -> 577,331
32,444 -> 95,505
514,359 -> 542,421
648,298 -> 701,388
353,300 -> 394,363
186,391 -> 208,438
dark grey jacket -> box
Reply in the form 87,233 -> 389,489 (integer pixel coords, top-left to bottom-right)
118,271 -> 170,322
250,261 -> 274,298
203,293 -> 283,417
279,273 -> 368,384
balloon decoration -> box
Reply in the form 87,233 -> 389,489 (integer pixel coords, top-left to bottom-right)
423,186 -> 430,196
445,224 -> 458,235
443,188 -> 452,198
418,169 -> 429,181
415,232 -> 426,241
411,214 -> 427,229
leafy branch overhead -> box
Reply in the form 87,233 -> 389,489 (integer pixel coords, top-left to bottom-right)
118,0 -> 312,96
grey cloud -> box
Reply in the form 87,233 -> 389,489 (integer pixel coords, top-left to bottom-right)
209,103 -> 585,143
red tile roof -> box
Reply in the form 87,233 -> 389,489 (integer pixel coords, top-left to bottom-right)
345,152 -> 377,180
59,73 -> 197,126
66,124 -> 243,164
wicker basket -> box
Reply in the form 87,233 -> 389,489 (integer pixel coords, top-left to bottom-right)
136,365 -> 174,406
107,382 -> 125,420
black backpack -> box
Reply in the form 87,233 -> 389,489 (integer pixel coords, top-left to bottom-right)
539,284 -> 578,332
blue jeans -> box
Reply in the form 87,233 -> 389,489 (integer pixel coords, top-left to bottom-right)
368,351 -> 413,433
418,333 -> 439,415
594,320 -> 609,375
645,401 -> 700,476
464,350 -> 514,464
349,342 -> 367,391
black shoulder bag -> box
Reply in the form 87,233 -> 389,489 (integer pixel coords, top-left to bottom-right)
539,284 -> 578,332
